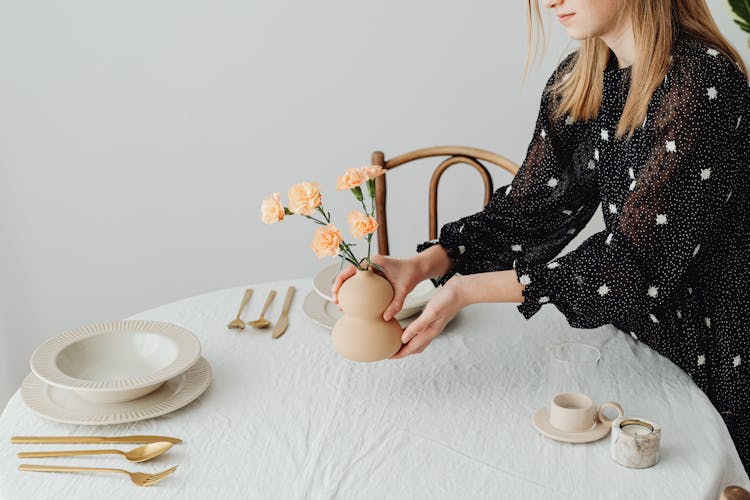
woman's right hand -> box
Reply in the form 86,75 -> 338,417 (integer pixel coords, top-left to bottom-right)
331,254 -> 423,322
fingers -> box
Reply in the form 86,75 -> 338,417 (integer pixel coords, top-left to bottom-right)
383,291 -> 407,322
370,254 -> 387,267
369,254 -> 390,279
391,332 -> 432,359
369,255 -> 412,321
390,316 -> 434,359
400,323 -> 419,344
331,264 -> 358,304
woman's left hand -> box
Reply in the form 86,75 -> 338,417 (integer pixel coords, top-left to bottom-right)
391,277 -> 465,359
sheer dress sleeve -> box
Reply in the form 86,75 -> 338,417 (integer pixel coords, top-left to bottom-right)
417,55 -> 601,286
515,48 -> 746,330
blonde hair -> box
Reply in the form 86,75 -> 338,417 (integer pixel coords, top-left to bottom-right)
526,0 -> 748,138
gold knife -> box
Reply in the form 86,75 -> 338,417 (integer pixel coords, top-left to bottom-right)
272,286 -> 296,338
11,435 -> 182,445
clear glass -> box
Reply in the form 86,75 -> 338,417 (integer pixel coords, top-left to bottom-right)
547,342 -> 601,404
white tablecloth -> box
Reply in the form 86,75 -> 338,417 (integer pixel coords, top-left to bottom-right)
2,278 -> 748,499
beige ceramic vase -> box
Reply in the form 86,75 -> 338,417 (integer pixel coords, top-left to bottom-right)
331,267 -> 404,362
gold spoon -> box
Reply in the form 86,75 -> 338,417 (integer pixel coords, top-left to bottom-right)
17,441 -> 173,463
248,290 -> 276,329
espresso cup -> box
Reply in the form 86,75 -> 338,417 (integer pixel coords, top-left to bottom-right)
549,392 -> 624,432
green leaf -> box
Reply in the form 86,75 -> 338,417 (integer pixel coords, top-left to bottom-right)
728,0 -> 750,33
351,186 -> 364,202
727,0 -> 750,18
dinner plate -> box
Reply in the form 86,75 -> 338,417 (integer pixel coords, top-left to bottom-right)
21,357 -> 212,425
312,263 -> 436,320
30,320 -> 201,403
303,291 -> 417,330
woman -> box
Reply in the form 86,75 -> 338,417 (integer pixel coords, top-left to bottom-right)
333,0 -> 750,473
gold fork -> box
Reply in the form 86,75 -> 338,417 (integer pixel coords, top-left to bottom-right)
228,288 -> 253,330
19,464 -> 178,487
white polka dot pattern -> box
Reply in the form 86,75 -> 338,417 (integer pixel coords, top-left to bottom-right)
417,33 -> 750,472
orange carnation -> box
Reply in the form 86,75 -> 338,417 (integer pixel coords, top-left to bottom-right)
288,181 -> 322,216
336,167 -> 366,191
347,211 -> 379,239
360,165 -> 385,180
311,224 -> 343,258
260,192 -> 285,224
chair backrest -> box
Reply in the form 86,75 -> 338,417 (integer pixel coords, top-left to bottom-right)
372,146 -> 520,256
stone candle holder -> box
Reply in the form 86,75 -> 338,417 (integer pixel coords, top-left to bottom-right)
610,416 -> 662,468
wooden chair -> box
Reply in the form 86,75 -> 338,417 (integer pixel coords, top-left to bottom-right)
371,146 -> 520,256
722,486 -> 750,500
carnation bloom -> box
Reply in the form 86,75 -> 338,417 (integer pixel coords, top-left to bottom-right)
360,165 -> 385,180
288,181 -> 322,215
260,192 -> 285,224
336,167 -> 366,191
311,224 -> 343,258
347,211 -> 379,239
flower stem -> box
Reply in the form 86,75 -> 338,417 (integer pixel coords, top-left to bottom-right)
366,234 -> 372,266
339,254 -> 360,269
316,206 -> 332,224
302,215 -> 327,226
339,243 -> 362,270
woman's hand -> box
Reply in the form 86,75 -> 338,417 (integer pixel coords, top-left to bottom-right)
390,270 -> 525,359
391,277 -> 465,359
331,254 -> 425,321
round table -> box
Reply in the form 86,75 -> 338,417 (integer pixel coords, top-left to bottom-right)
1,278 -> 748,499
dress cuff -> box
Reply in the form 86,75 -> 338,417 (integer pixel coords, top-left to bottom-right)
514,260 -> 552,319
416,240 -> 460,287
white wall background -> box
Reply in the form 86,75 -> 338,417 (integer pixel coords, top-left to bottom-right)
1,1 -> 747,409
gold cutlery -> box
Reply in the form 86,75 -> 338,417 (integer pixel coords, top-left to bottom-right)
272,286 -> 296,339
248,290 -> 276,329
19,464 -> 178,487
17,441 -> 173,463
228,288 -> 254,330
11,435 -> 182,445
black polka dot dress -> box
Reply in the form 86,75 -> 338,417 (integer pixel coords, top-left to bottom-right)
418,32 -> 750,474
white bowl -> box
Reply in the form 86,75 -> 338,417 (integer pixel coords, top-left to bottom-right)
312,263 -> 436,320
30,320 -> 201,404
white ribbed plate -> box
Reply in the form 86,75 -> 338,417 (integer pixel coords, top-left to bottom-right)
30,320 -> 201,393
302,291 -> 415,330
21,357 -> 212,425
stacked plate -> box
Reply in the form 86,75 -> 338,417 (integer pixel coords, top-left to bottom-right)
21,320 -> 212,425
302,263 -> 437,329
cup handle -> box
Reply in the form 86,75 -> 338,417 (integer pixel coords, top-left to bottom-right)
597,401 -> 624,427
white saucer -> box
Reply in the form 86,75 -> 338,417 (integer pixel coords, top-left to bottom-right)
302,291 -> 416,330
21,357 -> 212,425
532,407 -> 613,444
312,263 -> 435,320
